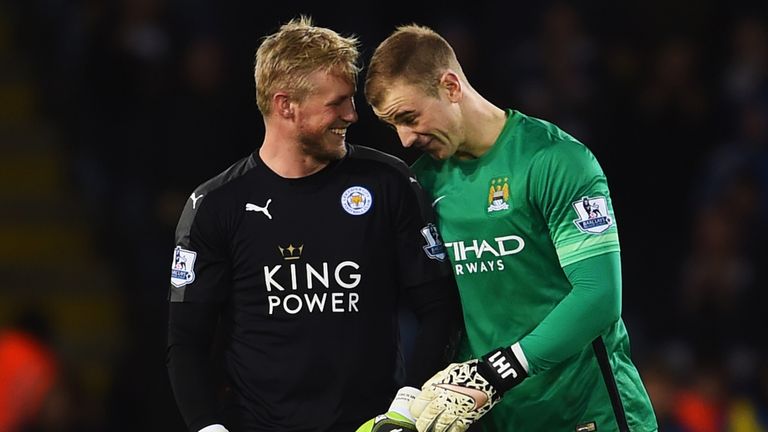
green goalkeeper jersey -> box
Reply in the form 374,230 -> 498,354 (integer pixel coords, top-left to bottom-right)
411,110 -> 657,431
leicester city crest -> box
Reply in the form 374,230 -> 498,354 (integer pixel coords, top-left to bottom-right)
572,196 -> 614,234
170,246 -> 197,287
487,176 -> 510,213
341,186 -> 373,215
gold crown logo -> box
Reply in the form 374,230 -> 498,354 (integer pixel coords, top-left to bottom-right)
278,244 -> 303,260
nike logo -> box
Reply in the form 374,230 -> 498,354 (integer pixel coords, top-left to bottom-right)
431,195 -> 447,207
245,199 -> 273,220
434,383 -> 488,411
409,176 -> 418,183
190,193 -> 204,209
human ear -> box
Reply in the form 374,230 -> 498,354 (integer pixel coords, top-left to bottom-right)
439,71 -> 462,102
274,93 -> 294,118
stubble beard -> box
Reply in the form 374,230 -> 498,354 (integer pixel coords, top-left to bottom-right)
298,133 -> 346,163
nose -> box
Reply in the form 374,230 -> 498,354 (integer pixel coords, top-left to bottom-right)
341,98 -> 358,124
396,125 -> 417,148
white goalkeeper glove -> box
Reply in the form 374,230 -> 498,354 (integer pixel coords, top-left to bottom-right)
197,425 -> 229,432
410,343 -> 529,432
355,386 -> 420,432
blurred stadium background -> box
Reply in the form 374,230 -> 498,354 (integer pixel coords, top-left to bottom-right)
0,0 -> 767,430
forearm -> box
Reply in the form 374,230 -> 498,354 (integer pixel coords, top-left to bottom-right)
409,253 -> 623,432
404,276 -> 463,387
166,302 -> 222,431
520,251 -> 622,374
167,345 -> 221,430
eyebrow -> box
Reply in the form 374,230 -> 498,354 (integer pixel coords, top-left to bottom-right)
373,104 -> 406,124
390,110 -> 415,124
326,98 -> 342,106
327,93 -> 354,105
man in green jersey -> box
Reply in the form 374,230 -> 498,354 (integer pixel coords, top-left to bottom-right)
364,24 -> 658,432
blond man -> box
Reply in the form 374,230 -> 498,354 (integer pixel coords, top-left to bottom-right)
166,17 -> 461,432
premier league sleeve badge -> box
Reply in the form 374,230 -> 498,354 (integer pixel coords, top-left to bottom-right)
170,246 -> 197,287
572,196 -> 614,234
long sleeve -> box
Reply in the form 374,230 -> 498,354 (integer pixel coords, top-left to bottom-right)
166,301 -> 223,431
518,251 -> 622,374
403,275 -> 463,387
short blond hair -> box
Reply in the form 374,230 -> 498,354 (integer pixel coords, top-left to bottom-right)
254,16 -> 361,115
365,24 -> 464,108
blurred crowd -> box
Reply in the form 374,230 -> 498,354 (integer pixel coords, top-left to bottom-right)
1,0 -> 767,430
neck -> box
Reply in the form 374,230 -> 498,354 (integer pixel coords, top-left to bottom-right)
259,129 -> 330,178
456,89 -> 507,160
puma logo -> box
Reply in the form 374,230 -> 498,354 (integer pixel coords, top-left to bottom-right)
245,199 -> 273,220
190,192 -> 204,209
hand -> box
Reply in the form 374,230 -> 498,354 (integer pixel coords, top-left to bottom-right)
410,345 -> 527,432
355,386 -> 420,432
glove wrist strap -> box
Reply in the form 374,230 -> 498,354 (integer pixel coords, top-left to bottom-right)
478,346 -> 528,394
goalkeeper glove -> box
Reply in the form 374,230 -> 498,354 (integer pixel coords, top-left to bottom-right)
410,343 -> 528,432
197,425 -> 229,432
355,386 -> 420,432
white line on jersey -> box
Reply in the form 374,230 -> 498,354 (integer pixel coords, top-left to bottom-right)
431,195 -> 447,207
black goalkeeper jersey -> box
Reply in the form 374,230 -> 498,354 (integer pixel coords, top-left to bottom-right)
168,144 -> 452,431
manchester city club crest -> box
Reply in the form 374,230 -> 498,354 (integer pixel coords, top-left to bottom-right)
170,246 -> 197,287
341,186 -> 373,215
572,196 -> 614,234
487,176 -> 511,213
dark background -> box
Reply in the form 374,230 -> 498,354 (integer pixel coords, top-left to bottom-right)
1,0 -> 767,430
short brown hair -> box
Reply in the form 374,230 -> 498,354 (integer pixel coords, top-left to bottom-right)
365,24 -> 463,108
254,16 -> 360,115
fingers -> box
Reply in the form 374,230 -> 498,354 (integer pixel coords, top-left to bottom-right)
411,360 -> 496,432
412,378 -> 443,418
414,404 -> 471,432
411,363 -> 455,420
